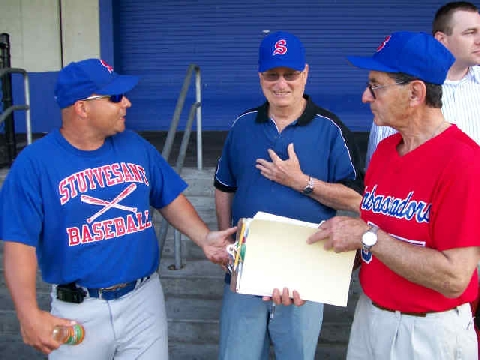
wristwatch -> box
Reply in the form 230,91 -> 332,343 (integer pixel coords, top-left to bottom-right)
362,225 -> 379,252
302,176 -> 314,195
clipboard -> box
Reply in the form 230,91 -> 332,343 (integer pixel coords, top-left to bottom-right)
227,212 -> 356,306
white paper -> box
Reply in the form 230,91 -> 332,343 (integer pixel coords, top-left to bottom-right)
237,214 -> 356,307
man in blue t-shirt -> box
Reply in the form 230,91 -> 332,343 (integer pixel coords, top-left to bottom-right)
214,31 -> 364,360
0,58 -> 236,359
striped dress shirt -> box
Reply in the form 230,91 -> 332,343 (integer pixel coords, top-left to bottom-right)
365,66 -> 480,167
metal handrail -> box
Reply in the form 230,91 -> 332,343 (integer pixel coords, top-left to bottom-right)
161,64 -> 202,169
158,65 -> 203,271
175,102 -> 202,172
0,68 -> 31,145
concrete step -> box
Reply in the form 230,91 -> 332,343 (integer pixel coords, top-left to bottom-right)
0,334 -> 46,360
156,214 -> 218,232
0,288 -> 356,346
164,276 -> 225,298
161,235 -> 212,261
168,318 -> 352,349
0,258 -> 225,300
0,260 -> 230,299
159,258 -> 224,280
0,257 -> 360,320
0,168 -> 8,183
151,195 -> 216,223
0,268 -> 225,300
165,289 -> 355,324
0,290 -> 50,317
160,258 -> 225,298
179,167 -> 216,198
0,310 -> 27,335
169,342 -> 347,360
169,343 -> 219,360
168,195 -> 217,225
152,190 -> 219,261
0,335 -> 348,360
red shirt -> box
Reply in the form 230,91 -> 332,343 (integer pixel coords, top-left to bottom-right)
360,125 -> 480,312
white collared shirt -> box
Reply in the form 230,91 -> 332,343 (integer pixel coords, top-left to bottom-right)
366,66 -> 480,167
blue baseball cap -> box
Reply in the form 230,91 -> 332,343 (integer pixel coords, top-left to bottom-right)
54,58 -> 139,108
347,31 -> 455,85
258,31 -> 306,72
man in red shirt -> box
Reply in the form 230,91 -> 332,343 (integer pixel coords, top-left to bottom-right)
309,31 -> 480,360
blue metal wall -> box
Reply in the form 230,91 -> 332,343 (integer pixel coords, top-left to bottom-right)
113,0 -> 458,132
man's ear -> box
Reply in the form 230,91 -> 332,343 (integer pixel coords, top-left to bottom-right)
434,31 -> 447,46
73,100 -> 89,118
409,81 -> 427,106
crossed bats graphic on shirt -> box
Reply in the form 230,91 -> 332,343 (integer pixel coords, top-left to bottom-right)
80,183 -> 138,223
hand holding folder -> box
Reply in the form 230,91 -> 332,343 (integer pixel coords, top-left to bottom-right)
264,287 -> 305,307
227,212 -> 356,306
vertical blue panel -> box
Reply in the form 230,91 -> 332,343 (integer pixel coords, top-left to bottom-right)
11,72 -> 61,133
100,0 -> 115,66
113,0 -> 465,131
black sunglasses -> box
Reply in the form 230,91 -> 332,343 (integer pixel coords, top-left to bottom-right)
82,94 -> 125,103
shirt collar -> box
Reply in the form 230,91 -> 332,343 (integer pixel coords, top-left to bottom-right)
469,66 -> 480,83
444,66 -> 480,85
255,94 -> 317,126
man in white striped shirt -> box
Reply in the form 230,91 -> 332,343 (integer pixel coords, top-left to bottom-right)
366,1 -> 480,167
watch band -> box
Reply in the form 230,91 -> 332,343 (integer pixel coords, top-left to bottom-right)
368,225 -> 379,235
302,176 -> 314,195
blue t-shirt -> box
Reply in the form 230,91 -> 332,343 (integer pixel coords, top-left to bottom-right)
0,129 -> 187,288
215,95 -> 362,226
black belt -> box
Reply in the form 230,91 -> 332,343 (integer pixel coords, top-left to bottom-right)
57,275 -> 151,303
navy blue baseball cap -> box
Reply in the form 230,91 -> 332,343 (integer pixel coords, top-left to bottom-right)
347,31 -> 455,85
54,58 -> 139,108
258,31 -> 306,72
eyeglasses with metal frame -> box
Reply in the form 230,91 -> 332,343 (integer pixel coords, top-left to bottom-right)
366,81 -> 407,99
261,71 -> 303,82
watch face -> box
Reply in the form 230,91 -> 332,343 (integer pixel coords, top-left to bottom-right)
303,187 -> 313,195
362,232 -> 377,247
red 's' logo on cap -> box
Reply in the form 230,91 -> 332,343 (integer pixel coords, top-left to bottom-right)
376,35 -> 391,52
100,60 -> 114,73
273,39 -> 287,55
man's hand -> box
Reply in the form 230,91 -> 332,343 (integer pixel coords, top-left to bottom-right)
256,143 -> 306,189
18,308 -> 75,354
201,226 -> 237,265
307,216 -> 368,253
263,287 -> 306,306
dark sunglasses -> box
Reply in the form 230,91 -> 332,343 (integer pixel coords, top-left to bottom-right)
261,71 -> 302,82
82,94 -> 125,103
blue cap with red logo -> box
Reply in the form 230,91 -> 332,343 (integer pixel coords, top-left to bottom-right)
258,31 -> 306,72
347,31 -> 455,85
54,58 -> 139,108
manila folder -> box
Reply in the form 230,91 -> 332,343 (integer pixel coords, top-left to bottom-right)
237,218 -> 356,307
